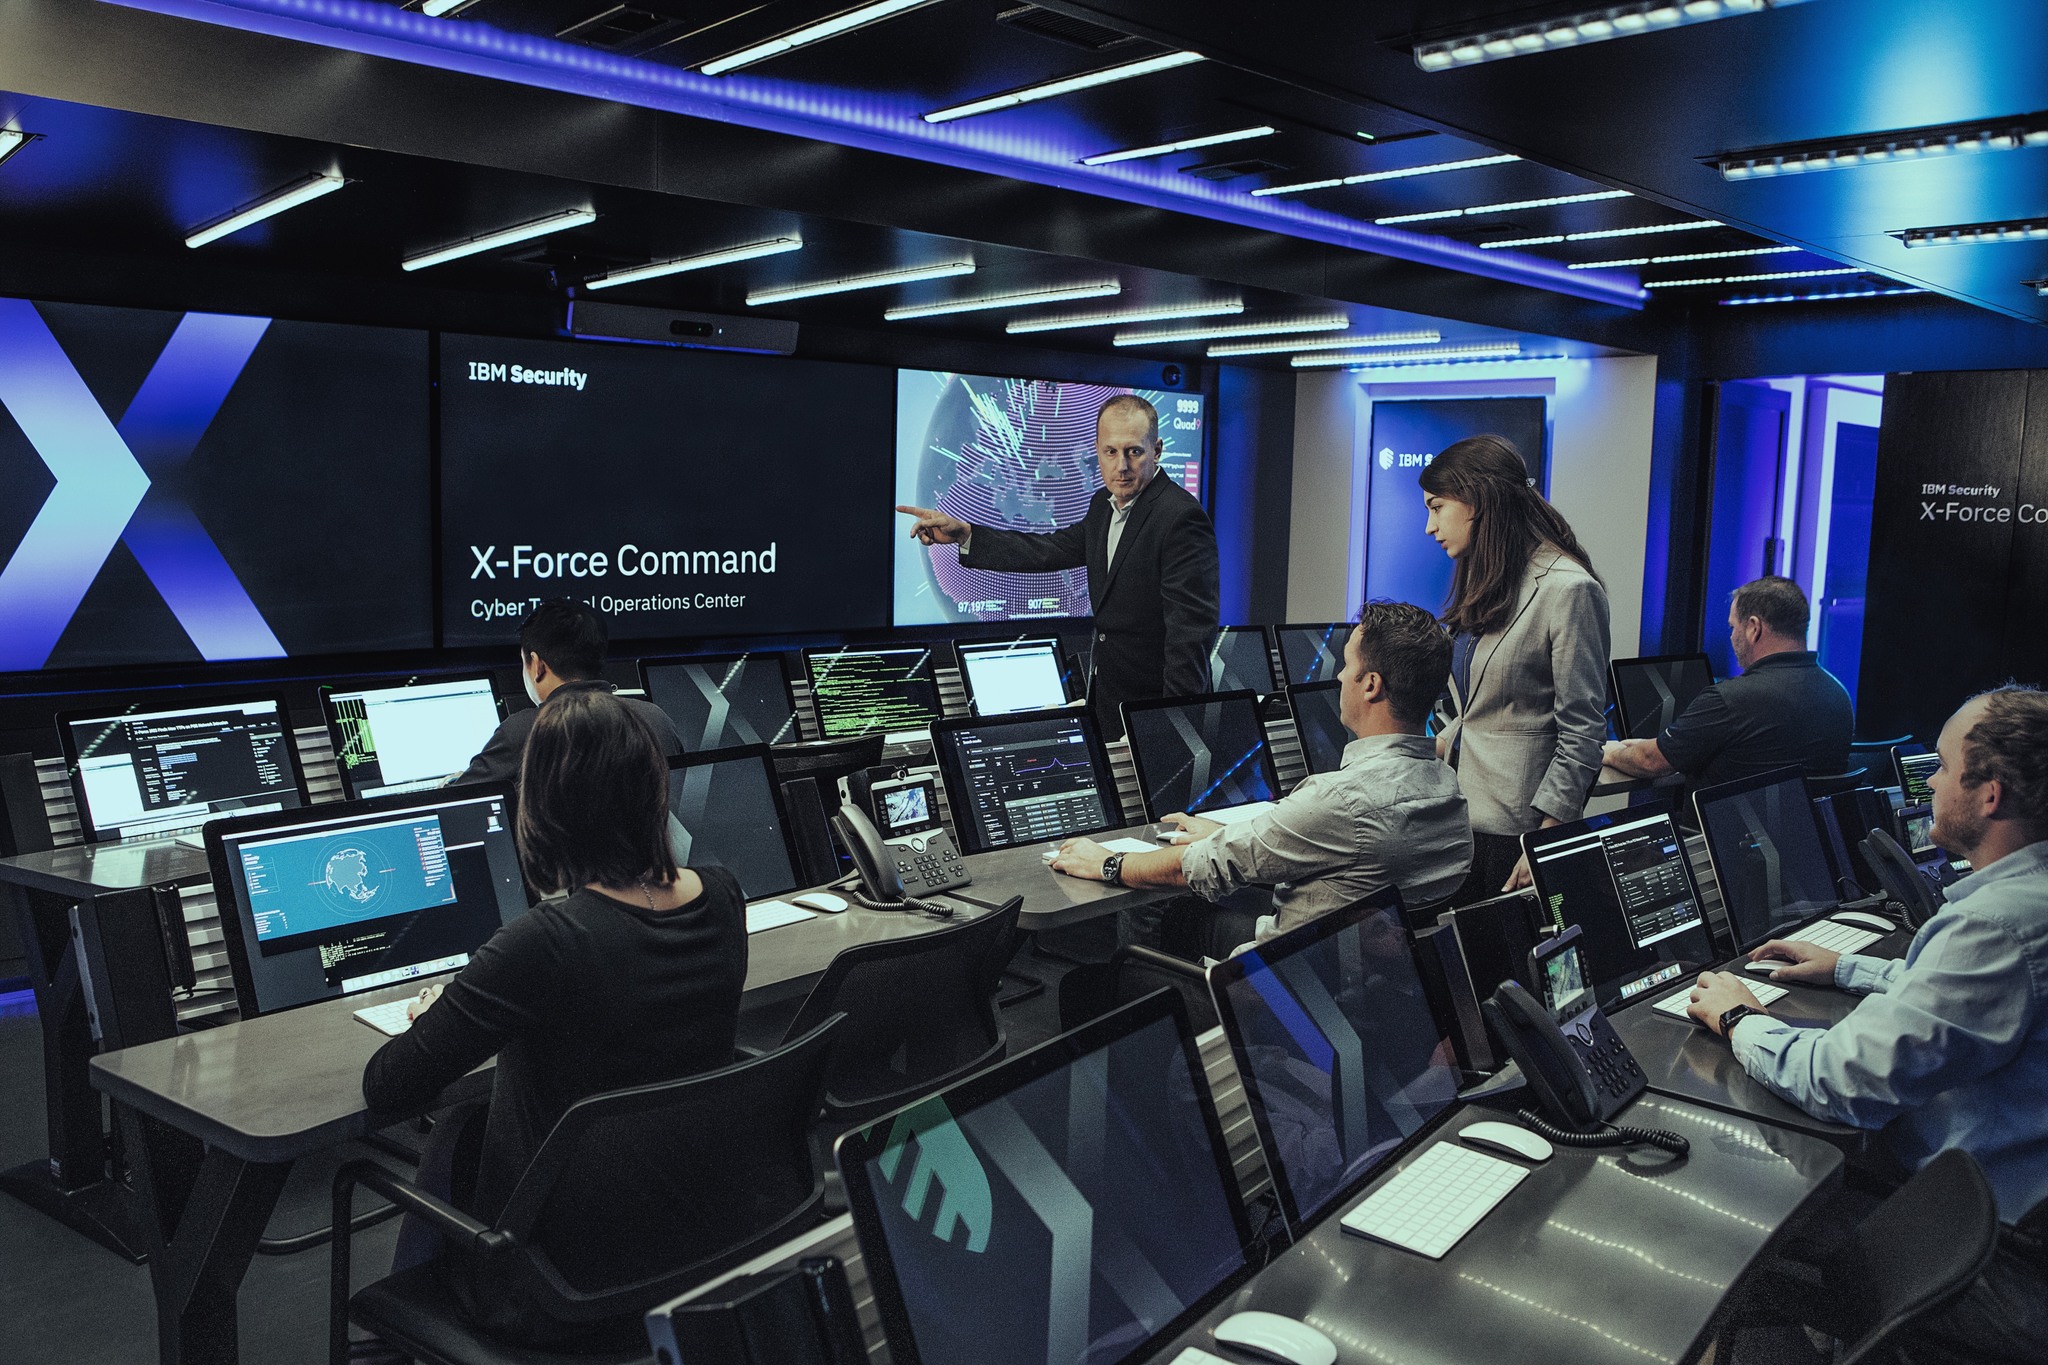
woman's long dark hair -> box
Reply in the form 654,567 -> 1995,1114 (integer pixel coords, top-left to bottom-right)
516,688 -> 678,895
1420,434 -> 1599,637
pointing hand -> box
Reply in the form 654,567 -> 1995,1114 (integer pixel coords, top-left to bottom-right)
896,504 -> 971,546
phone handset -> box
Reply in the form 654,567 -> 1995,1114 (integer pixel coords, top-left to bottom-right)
829,804 -> 955,918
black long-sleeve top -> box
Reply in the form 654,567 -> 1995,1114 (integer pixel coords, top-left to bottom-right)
362,869 -> 748,1224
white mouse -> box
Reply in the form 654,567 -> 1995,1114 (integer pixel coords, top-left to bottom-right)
1744,959 -> 1785,975
1832,910 -> 1896,933
791,892 -> 847,913
1457,1120 -> 1554,1163
1211,1311 -> 1337,1365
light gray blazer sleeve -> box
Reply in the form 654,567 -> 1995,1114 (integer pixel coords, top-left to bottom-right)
1532,571 -> 1611,824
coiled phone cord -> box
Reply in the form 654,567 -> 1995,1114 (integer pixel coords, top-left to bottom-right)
1517,1108 -> 1691,1157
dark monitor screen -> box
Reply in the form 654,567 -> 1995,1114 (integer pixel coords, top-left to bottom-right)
640,653 -> 799,751
1276,623 -> 1349,686
838,992 -> 1251,1365
1524,809 -> 1715,1011
1208,627 -> 1276,695
1609,654 -> 1715,740
1695,769 -> 1839,952
666,747 -> 802,901
59,696 -> 309,843
208,786 -> 526,1016
1208,895 -> 1459,1232
804,645 -> 943,740
323,675 -> 501,800
1895,750 -> 1939,806
955,638 -> 1068,716
1123,692 -> 1279,819
931,711 -> 1119,854
1287,681 -> 1348,776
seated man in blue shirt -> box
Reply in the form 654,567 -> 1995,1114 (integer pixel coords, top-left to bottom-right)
1051,601 -> 1472,959
1686,684 -> 2048,1361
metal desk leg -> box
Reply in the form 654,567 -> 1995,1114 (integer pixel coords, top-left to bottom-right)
116,1100 -> 291,1365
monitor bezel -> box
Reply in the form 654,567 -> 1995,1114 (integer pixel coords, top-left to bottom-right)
58,692 -> 312,845
1204,889 -> 1462,1235
1273,621 -> 1351,687
1119,689 -> 1283,821
1607,652 -> 1716,740
928,707 -> 1122,854
1690,765 -> 1833,955
664,744 -> 805,901
950,636 -> 1071,716
798,642 -> 945,740
1284,679 -> 1347,776
835,988 -> 1257,1365
203,779 -> 519,1018
636,650 -> 799,751
1210,624 -> 1279,696
317,671 -> 502,801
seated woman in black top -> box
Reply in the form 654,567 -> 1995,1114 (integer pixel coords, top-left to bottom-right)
362,687 -> 748,1343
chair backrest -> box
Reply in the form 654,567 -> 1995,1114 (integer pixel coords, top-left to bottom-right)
484,1014 -> 846,1327
1807,767 -> 1870,798
1859,828 -> 1945,929
782,898 -> 1020,1129
1831,1148 -> 2001,1365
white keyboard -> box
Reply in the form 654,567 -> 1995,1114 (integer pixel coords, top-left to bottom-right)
1340,1141 -> 1528,1258
1787,919 -> 1884,955
1654,978 -> 1786,1019
352,998 -> 417,1037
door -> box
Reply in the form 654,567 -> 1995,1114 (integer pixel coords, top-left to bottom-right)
1701,382 -> 1792,677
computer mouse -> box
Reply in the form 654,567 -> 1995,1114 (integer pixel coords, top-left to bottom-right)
1744,959 -> 1784,975
1211,1311 -> 1337,1365
791,892 -> 847,913
1832,910 -> 1896,933
1151,822 -> 1192,844
1456,1120 -> 1554,1163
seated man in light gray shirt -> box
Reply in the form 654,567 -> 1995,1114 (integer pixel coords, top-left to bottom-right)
1051,601 -> 1472,958
1686,684 -> 2048,1362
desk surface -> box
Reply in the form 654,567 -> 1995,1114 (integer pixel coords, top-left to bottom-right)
963,822 -> 1170,931
0,839 -> 211,897
1154,1095 -> 1843,1365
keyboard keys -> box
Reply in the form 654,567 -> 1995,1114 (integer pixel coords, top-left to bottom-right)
1787,920 -> 1882,955
1652,979 -> 1786,1019
353,998 -> 417,1037
1340,1142 -> 1529,1259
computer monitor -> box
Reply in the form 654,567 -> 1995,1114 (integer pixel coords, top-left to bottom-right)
666,747 -> 803,901
930,710 -> 1120,854
1207,893 -> 1460,1234
1523,807 -> 1717,1011
207,785 -> 527,1016
953,638 -> 1069,716
321,674 -> 501,800
1122,691 -> 1281,820
1275,622 -> 1349,686
639,652 -> 799,751
1609,653 -> 1715,740
1286,681 -> 1348,776
837,990 -> 1253,1365
1894,748 -> 1939,806
1694,767 -> 1840,953
1208,626 -> 1277,695
803,644 -> 943,740
58,695 -> 310,844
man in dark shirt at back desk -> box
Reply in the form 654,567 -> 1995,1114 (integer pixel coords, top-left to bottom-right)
1602,576 -> 1853,798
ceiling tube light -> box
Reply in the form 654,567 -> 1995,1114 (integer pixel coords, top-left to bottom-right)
884,279 -> 1121,320
1005,300 -> 1241,334
1716,113 -> 2048,180
585,236 -> 803,291
0,129 -> 34,170
1644,267 -> 1860,288
1250,154 -> 1519,197
1894,219 -> 2048,248
1476,219 -> 1724,247
1082,125 -> 1274,166
1568,245 -> 1799,269
419,0 -> 483,15
1209,328 -> 1442,357
1292,341 -> 1523,368
701,0 -> 940,76
185,171 -> 348,248
402,207 -> 596,271
1376,189 -> 1630,224
1414,0 -> 1813,73
1479,234 -> 1566,250
924,51 -> 1204,124
1112,314 -> 1351,346
748,259 -> 974,305
1719,287 -> 1927,306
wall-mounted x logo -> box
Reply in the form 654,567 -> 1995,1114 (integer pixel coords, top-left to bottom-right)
0,298 -> 285,670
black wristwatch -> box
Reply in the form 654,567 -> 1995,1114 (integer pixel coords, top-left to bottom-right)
1101,853 -> 1126,888
1717,1004 -> 1765,1041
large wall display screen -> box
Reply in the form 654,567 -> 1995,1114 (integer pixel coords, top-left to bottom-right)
0,298 -> 432,672
441,335 -> 894,646
893,370 -> 1204,626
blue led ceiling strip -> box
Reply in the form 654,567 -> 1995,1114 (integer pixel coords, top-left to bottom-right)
92,0 -> 1646,310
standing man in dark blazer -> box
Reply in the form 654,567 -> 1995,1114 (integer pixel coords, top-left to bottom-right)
897,394 -> 1219,736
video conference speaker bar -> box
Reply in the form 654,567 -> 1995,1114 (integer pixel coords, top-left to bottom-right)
564,300 -> 799,355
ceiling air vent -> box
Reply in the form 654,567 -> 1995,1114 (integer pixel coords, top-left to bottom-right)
557,5 -> 671,49
995,4 -> 1140,50
1181,159 -> 1287,182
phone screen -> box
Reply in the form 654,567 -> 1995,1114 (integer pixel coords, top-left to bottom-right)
878,779 -> 939,835
1541,944 -> 1595,1027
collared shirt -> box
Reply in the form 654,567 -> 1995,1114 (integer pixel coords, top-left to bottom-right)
1729,839 -> 2048,1220
1105,491 -> 1137,569
1657,650 -> 1854,787
1179,733 -> 1472,941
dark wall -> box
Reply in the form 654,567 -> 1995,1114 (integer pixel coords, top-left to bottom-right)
1214,366 -> 1296,626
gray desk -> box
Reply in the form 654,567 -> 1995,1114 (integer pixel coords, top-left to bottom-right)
1153,1095 -> 1844,1365
961,821 -> 1174,932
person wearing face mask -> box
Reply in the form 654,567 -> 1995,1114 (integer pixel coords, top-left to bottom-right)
451,598 -> 683,794
1421,434 -> 1610,901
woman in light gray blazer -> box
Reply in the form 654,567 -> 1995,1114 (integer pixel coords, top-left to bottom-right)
1423,435 -> 1610,901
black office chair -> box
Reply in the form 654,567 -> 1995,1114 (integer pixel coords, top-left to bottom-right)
1056,943 -> 1219,1035
769,736 -> 885,815
329,1015 -> 845,1365
1859,828 -> 1945,929
1850,735 -> 1915,774
1824,1149 -> 2002,1365
1808,767 -> 1871,798
777,899 -> 1020,1133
